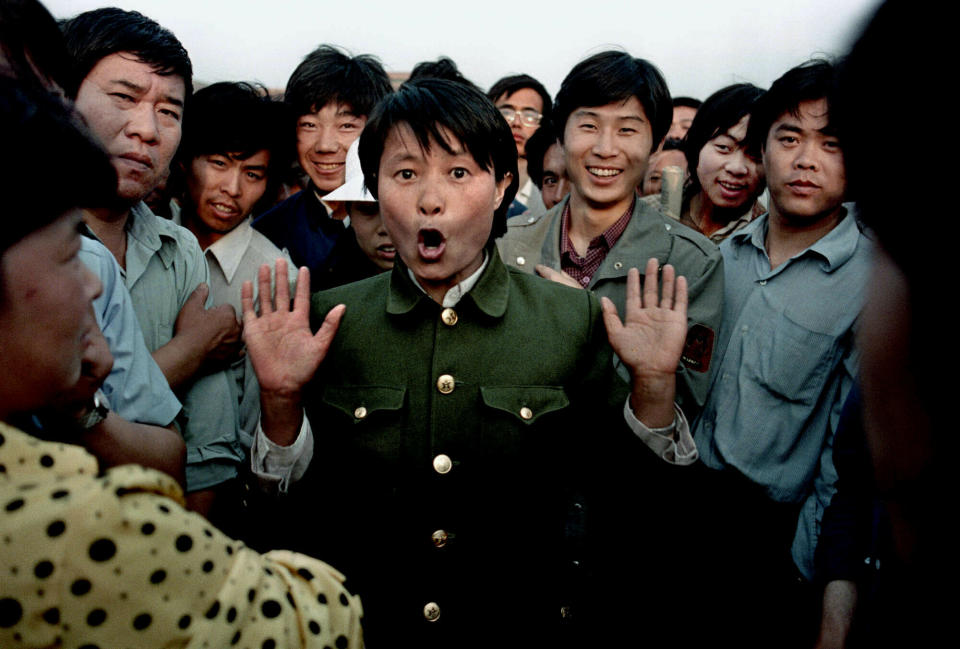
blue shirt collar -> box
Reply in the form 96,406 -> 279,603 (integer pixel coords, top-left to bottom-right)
730,207 -> 861,272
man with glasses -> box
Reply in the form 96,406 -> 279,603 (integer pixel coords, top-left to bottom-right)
488,74 -> 552,216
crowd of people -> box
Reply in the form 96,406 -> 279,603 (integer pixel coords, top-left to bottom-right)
0,0 -> 950,647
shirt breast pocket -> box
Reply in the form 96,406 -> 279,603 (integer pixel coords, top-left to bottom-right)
745,312 -> 839,405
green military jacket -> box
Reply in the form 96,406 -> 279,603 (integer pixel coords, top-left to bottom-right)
497,195 -> 724,417
283,248 -> 661,646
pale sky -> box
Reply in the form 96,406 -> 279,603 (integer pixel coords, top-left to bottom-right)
46,0 -> 881,100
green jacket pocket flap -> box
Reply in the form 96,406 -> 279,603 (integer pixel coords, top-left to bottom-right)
321,385 -> 406,421
480,386 -> 569,424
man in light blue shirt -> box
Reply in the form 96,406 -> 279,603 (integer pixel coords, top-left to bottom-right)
64,9 -> 245,515
689,60 -> 872,646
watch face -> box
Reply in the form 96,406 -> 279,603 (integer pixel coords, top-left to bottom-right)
79,389 -> 110,430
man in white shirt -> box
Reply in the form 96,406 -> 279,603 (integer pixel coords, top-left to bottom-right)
174,80 -> 297,470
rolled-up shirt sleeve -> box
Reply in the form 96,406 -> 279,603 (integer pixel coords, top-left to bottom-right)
623,399 -> 698,465
251,412 -> 314,492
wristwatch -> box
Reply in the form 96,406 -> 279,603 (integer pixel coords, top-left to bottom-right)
76,389 -> 110,430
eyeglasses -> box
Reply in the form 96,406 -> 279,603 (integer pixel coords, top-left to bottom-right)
497,106 -> 542,127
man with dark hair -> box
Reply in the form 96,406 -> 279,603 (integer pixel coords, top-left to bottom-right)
62,8 -> 246,515
499,50 -> 723,419
243,77 -> 695,645
687,59 -> 872,645
0,77 -> 363,649
524,120 -> 570,211
406,56 -> 480,90
173,82 -> 297,508
488,73 -> 552,215
254,45 -> 392,290
60,6 -> 192,102
667,95 -> 701,141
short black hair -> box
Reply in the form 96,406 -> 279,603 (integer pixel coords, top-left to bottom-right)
747,59 -> 836,154
1,78 -> 116,255
487,73 -> 552,124
554,51 -> 671,153
673,96 -> 702,110
406,57 -> 480,92
0,0 -> 71,94
61,7 -> 192,99
284,45 -> 392,119
662,138 -> 684,152
684,83 -> 765,196
176,81 -> 291,213
358,78 -> 519,243
524,119 -> 560,190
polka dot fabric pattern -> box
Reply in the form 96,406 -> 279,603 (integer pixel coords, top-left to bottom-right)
0,422 -> 363,648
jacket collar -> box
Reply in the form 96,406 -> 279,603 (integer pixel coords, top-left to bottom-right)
540,194 -> 674,284
386,246 -> 510,318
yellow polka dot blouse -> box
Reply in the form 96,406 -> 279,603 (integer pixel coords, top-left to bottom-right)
0,422 -> 363,648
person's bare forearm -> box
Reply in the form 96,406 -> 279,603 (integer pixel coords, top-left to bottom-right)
630,371 -> 677,429
815,579 -> 858,649
260,389 -> 305,447
81,414 -> 186,486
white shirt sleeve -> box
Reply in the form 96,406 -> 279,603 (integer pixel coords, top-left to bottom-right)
250,412 -> 314,493
623,399 -> 698,465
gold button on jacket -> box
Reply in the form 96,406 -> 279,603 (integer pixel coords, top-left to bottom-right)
440,307 -> 458,326
432,453 -> 452,474
423,602 -> 441,622
436,374 -> 455,394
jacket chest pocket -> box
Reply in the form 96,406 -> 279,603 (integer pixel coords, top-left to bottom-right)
478,386 -> 571,454
319,385 -> 407,459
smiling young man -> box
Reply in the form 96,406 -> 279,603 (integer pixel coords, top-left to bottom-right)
63,9 -> 246,515
241,78 -> 696,646
253,45 -> 392,290
498,51 -> 724,418
687,60 -> 872,646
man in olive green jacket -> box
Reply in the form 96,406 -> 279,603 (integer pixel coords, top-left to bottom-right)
499,194 -> 722,415
498,51 -> 723,418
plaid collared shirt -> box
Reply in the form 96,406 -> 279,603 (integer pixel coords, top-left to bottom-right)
560,197 -> 635,287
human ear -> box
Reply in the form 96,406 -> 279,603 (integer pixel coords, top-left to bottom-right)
493,172 -> 513,209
